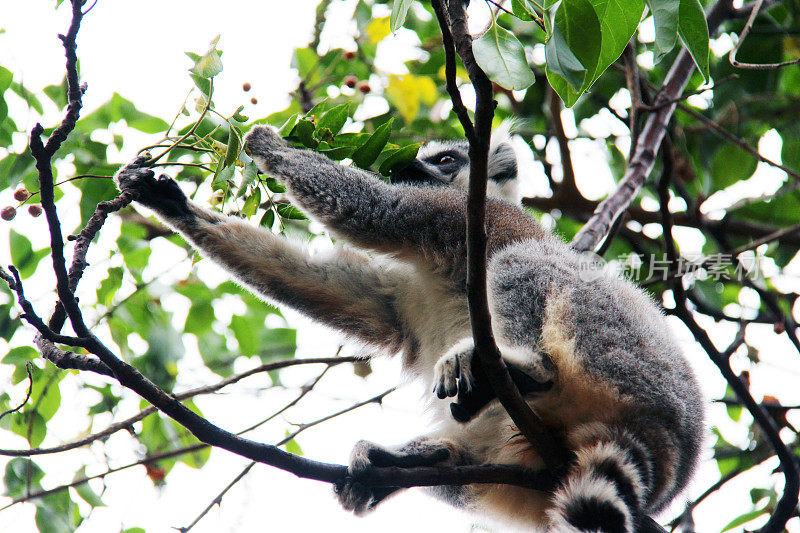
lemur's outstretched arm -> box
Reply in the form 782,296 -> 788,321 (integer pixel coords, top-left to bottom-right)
244,127 -> 544,282
114,159 -> 406,351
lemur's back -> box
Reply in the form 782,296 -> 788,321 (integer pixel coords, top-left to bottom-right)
487,235 -> 704,517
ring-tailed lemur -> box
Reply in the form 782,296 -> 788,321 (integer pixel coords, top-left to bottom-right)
114,124 -> 704,532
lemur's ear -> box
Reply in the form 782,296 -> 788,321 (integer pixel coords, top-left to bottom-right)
488,121 -> 519,183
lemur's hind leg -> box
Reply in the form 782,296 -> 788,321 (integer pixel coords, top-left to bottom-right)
335,438 -> 476,515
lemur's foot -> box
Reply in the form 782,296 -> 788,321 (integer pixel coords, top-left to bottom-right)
433,339 -> 476,400
437,339 -> 555,424
114,158 -> 190,219
334,440 -> 450,515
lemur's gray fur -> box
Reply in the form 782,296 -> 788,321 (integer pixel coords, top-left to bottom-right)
115,124 -> 704,532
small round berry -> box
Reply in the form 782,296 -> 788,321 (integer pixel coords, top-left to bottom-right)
344,76 -> 358,88
357,82 -> 371,94
1,206 -> 17,221
343,50 -> 357,60
14,188 -> 30,202
250,97 -> 258,105
28,205 -> 43,217
242,82 -> 252,92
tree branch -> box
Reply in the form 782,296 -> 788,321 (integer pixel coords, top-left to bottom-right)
571,0 -> 739,252
433,0 -> 571,473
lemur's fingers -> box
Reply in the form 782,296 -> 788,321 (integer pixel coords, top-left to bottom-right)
336,440 -> 421,515
433,342 -> 475,400
114,163 -> 190,219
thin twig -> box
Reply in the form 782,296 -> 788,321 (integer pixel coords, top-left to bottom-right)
730,0 -> 800,69
678,103 -> 800,183
0,364 -> 33,423
0,357 -> 358,457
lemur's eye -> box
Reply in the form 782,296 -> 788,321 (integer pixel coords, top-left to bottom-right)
437,155 -> 455,165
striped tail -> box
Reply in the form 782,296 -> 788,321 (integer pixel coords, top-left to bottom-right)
547,424 -> 657,533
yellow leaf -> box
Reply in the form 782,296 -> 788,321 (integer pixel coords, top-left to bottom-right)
366,17 -> 391,44
385,74 -> 439,123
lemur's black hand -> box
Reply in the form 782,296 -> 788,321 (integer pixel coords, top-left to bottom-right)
449,355 -> 552,424
114,157 -> 191,219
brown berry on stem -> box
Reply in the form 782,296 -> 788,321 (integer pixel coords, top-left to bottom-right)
14,188 -> 30,202
242,82 -> 252,92
28,205 -> 43,217
250,97 -> 258,105
343,50 -> 357,60
1,206 -> 17,221
357,82 -> 371,94
344,76 -> 358,88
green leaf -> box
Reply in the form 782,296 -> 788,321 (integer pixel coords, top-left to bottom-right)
266,177 -> 286,193
545,0 -> 604,105
279,113 -> 300,135
282,432 -> 304,455
97,266 -> 123,306
511,0 -> 539,21
190,74 -> 211,97
2,346 -> 37,367
10,81 -> 44,114
0,65 -> 12,92
35,490 -> 81,533
10,230 -> 41,279
390,0 -> 414,32
224,126 -> 241,168
721,508 -> 768,532
0,150 -> 36,190
261,328 -> 297,359
352,119 -> 394,168
319,145 -> 354,161
77,176 -> 118,225
276,203 -> 307,220
79,93 -> 168,134
242,188 -> 261,217
546,20 -> 587,90
711,144 -> 757,190
291,119 -> 318,149
188,36 -> 223,79
240,160 -> 259,191
647,0 -> 680,63
315,103 -> 350,137
184,301 -> 215,335
379,143 -> 422,176
260,209 -> 275,229
677,0 -> 710,81
473,22 -> 536,91
588,0 -> 646,82
4,458 -> 45,498
72,469 -> 105,507
43,79 -> 68,109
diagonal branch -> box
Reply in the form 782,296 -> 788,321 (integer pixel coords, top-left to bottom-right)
571,0 -> 741,252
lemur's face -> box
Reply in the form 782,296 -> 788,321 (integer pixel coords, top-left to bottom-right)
391,138 -> 521,204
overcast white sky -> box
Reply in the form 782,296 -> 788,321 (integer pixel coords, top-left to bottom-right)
1,1 -> 799,533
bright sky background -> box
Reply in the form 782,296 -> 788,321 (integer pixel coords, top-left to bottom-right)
1,1 -> 799,533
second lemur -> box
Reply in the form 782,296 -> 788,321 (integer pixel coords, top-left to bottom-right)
115,125 -> 704,532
